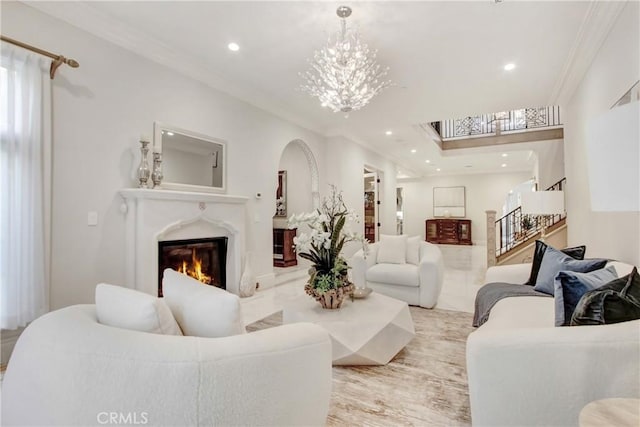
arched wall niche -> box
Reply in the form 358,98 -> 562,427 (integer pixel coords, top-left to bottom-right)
275,139 -> 320,219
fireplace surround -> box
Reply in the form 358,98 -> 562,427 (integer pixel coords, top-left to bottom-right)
119,189 -> 248,296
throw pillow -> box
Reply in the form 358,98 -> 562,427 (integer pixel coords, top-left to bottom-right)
162,268 -> 246,337
406,236 -> 421,265
377,234 -> 408,264
533,246 -> 607,295
571,267 -> 640,326
524,240 -> 586,286
553,266 -> 617,326
95,283 -> 182,335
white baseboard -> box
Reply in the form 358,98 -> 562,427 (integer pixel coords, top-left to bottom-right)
255,272 -> 276,291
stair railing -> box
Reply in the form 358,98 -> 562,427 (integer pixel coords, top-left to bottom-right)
495,178 -> 567,257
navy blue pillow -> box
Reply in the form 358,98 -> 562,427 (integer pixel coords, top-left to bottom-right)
524,241 -> 586,286
534,246 -> 607,295
554,266 -> 617,326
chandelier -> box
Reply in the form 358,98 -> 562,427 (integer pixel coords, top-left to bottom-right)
300,6 -> 392,113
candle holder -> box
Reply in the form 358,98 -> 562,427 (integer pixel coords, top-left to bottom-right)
137,139 -> 151,188
151,152 -> 163,188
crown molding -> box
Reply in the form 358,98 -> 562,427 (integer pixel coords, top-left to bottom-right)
549,0 -> 627,107
23,1 -> 324,135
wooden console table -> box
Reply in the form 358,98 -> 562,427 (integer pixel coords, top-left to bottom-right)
425,219 -> 472,245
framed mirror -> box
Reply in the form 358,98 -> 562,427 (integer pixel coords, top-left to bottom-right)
275,170 -> 287,217
153,122 -> 226,193
433,186 -> 466,217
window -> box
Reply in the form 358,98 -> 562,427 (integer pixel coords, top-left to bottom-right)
0,48 -> 51,330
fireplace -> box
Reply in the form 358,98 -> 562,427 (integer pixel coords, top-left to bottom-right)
158,237 -> 228,297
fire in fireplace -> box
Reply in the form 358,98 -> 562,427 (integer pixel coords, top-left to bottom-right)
157,237 -> 228,297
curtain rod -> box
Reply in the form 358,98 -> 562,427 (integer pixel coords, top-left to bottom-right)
1,35 -> 79,79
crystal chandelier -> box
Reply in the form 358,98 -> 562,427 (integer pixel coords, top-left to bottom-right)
300,6 -> 392,113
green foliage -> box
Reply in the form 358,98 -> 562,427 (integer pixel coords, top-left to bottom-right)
293,185 -> 363,293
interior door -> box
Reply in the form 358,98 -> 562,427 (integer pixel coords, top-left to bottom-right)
364,170 -> 380,242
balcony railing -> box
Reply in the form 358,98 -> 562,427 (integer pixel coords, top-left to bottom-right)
495,178 -> 566,257
429,106 -> 562,140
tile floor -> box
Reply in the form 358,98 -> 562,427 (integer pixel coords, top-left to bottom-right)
241,244 -> 488,324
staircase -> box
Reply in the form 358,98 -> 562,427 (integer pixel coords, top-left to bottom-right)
489,178 -> 567,265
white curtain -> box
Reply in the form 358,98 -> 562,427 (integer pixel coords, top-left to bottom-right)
0,44 -> 51,330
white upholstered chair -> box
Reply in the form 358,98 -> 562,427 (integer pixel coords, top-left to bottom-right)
351,235 -> 444,308
2,273 -> 333,426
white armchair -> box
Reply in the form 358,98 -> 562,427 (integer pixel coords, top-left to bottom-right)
2,304 -> 333,426
3,272 -> 334,426
351,239 -> 444,308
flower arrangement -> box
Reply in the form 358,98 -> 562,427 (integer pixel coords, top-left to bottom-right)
288,186 -> 366,308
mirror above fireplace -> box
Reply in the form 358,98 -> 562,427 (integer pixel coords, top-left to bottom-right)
153,122 -> 226,193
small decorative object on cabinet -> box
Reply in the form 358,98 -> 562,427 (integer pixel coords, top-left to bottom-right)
425,219 -> 472,245
275,170 -> 287,217
273,228 -> 297,267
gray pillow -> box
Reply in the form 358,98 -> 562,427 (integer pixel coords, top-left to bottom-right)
534,246 -> 607,295
553,266 -> 617,326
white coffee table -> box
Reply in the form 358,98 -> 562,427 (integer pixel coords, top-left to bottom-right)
282,291 -> 415,365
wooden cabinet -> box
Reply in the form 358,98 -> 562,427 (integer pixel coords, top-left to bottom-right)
364,191 -> 376,243
273,228 -> 297,267
425,219 -> 472,245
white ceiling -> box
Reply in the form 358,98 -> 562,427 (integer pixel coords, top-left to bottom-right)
27,1 -> 607,177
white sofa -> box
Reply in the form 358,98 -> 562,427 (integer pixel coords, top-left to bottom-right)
466,261 -> 640,426
351,241 -> 444,308
1,304 -> 332,426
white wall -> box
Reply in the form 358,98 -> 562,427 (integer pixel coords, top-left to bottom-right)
325,136 -> 398,257
533,139 -> 565,189
399,172 -> 532,244
2,3 -> 327,308
277,142 -> 314,219
563,1 -> 640,266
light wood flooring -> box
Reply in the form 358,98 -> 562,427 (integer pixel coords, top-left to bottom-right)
247,306 -> 474,426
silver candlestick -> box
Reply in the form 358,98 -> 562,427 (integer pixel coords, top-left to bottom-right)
137,139 -> 151,188
151,152 -> 163,188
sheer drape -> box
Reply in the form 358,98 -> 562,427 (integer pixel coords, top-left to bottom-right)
0,44 -> 51,329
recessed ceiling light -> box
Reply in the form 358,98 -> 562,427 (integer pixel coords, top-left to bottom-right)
166,132 -> 174,136
425,159 -> 431,163
501,163 -> 507,167
385,130 -> 393,135
502,153 -> 508,157
410,149 -> 417,153
504,63 -> 516,71
228,42 -> 240,52
436,168 -> 441,172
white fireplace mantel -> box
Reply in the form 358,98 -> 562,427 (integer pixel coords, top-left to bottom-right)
119,188 -> 248,204
119,188 -> 248,296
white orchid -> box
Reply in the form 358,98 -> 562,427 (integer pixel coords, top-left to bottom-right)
287,185 -> 364,293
